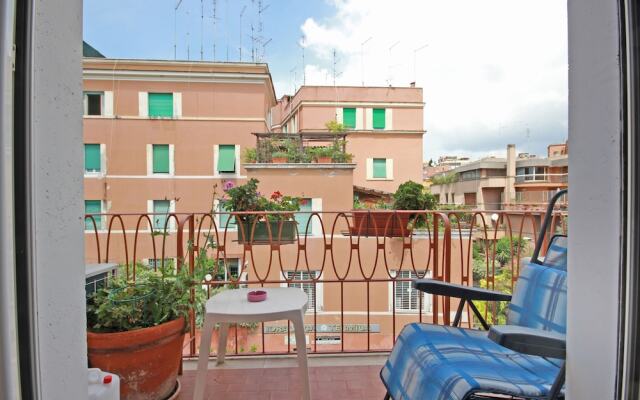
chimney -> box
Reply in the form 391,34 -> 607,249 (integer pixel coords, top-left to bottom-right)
505,144 -> 516,205
409,81 -> 416,87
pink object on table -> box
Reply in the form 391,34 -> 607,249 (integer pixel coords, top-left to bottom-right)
247,290 -> 267,302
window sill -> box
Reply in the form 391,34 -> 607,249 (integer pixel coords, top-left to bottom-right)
367,178 -> 393,181
213,174 -> 247,179
84,172 -> 105,178
148,173 -> 174,178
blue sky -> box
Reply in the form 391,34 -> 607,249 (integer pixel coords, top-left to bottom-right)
84,0 -> 568,162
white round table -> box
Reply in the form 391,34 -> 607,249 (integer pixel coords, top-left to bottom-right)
193,288 -> 310,400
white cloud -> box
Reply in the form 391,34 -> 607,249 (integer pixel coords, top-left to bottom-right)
299,0 -> 568,161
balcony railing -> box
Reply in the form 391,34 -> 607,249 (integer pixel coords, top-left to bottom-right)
515,173 -> 568,183
84,209 -> 567,359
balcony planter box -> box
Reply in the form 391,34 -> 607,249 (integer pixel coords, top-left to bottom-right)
238,220 -> 297,243
87,317 -> 185,400
351,211 -> 412,237
272,157 -> 287,163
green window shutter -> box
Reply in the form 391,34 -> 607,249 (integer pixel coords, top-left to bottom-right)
294,198 -> 313,234
153,200 -> 171,230
218,145 -> 236,173
373,158 -> 387,178
148,93 -> 173,117
85,200 -> 102,230
153,144 -> 170,173
373,108 -> 386,129
84,144 -> 101,172
343,108 -> 356,129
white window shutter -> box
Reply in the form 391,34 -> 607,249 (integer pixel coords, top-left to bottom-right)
386,159 -> 394,180
386,108 -> 393,130
366,158 -> 373,179
147,200 -> 153,230
100,144 -> 107,175
173,92 -> 182,118
139,92 -> 148,117
235,145 -> 241,172
355,108 -> 364,129
336,107 -> 343,124
213,145 -> 220,175
311,198 -> 323,236
103,91 -> 114,117
365,108 -> 373,130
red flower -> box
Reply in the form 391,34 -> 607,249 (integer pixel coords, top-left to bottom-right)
270,191 -> 283,200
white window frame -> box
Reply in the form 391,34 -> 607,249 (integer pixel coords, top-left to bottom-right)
281,270 -> 323,312
147,199 -> 176,232
84,143 -> 107,177
388,270 -> 432,313
139,92 -> 181,119
213,198 -> 238,232
146,144 -> 175,177
83,91 -> 113,117
213,144 -> 241,177
366,158 -> 394,181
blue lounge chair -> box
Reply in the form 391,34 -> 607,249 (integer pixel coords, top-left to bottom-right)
381,189 -> 568,400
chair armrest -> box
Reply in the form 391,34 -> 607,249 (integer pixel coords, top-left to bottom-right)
412,279 -> 512,302
488,325 -> 566,359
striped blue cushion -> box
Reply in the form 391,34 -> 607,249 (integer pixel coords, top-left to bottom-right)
543,235 -> 568,271
380,324 -> 562,400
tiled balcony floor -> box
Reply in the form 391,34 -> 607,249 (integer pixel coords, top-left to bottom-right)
178,354 -> 387,400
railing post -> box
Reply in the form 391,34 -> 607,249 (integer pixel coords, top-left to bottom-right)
442,214 -> 452,326
432,213 -> 439,324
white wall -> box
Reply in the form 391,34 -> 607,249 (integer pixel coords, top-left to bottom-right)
567,0 -> 621,398
31,0 -> 87,398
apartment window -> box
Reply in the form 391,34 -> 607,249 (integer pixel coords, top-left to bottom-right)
148,93 -> 173,118
285,271 -> 320,311
148,258 -> 175,269
394,270 -> 430,312
294,198 -> 313,235
343,108 -> 356,129
216,200 -> 237,231
152,144 -> 170,174
373,158 -> 387,178
152,200 -> 171,230
516,166 -> 546,181
461,170 -> 480,181
84,200 -> 102,231
84,92 -> 103,116
217,145 -> 236,173
220,258 -> 240,281
372,108 -> 386,129
84,144 -> 101,173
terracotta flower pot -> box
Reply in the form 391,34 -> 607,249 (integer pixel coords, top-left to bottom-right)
87,317 -> 185,400
316,156 -> 333,163
351,211 -> 412,237
272,157 -> 288,163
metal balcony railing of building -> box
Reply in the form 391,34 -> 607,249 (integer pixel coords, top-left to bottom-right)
84,208 -> 567,359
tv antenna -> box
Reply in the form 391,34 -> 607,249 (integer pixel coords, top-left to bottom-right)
174,0 -> 183,60
200,0 -> 205,60
413,43 -> 429,84
210,0 -> 219,60
387,40 -> 400,86
239,5 -> 247,61
360,36 -> 372,86
299,36 -> 306,85
332,49 -> 342,86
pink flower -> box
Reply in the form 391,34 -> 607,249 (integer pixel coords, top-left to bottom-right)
222,181 -> 235,192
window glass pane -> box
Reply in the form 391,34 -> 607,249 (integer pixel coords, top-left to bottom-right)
373,158 -> 387,178
153,144 -> 170,173
84,144 -> 101,172
153,200 -> 171,230
295,198 -> 313,235
516,167 -> 524,175
85,200 -> 102,230
148,93 -> 173,117
287,271 -> 318,310
343,108 -> 356,129
394,270 -> 425,311
372,108 -> 386,129
86,93 -> 102,115
217,145 -> 236,173
218,200 -> 237,230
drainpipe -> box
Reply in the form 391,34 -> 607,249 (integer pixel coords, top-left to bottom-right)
505,144 -> 516,206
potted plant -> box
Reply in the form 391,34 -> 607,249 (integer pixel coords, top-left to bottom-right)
86,262 -> 207,400
352,181 -> 436,237
314,147 -> 334,163
222,178 -> 300,243
271,151 -> 288,163
242,148 -> 257,164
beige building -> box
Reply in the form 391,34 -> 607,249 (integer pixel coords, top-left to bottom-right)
430,143 -> 568,210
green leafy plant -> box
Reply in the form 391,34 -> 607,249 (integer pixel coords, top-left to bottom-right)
325,120 -> 346,133
271,151 -> 288,159
86,261 -> 208,333
431,172 -> 459,185
222,178 -> 300,222
393,181 -> 437,210
242,148 -> 257,163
